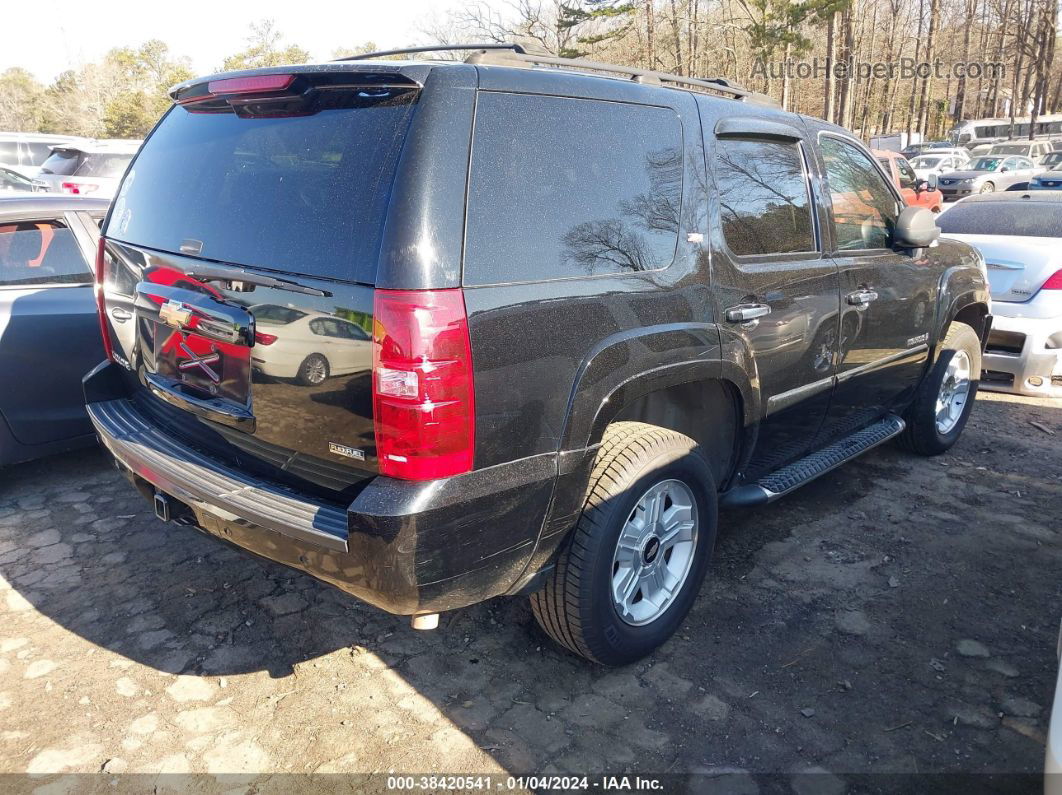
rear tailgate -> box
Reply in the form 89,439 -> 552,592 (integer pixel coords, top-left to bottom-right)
98,70 -> 420,501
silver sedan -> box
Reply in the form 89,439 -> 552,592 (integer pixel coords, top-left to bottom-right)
937,155 -> 1042,200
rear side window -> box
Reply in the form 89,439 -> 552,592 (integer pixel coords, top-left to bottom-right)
107,89 -> 418,284
938,202 -> 1062,237
0,143 -> 19,164
464,93 -> 682,284
40,150 -> 81,176
714,139 -> 815,256
0,222 -> 91,287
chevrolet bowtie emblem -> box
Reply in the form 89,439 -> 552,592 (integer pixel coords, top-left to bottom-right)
159,300 -> 193,329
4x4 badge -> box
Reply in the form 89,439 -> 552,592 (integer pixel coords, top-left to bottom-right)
177,342 -> 221,383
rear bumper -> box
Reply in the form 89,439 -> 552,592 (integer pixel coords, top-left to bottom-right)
981,311 -> 1062,398
85,363 -> 557,615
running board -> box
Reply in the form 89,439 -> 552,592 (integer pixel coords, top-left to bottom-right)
720,415 -> 906,508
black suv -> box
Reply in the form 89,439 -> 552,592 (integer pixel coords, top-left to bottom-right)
86,45 -> 990,665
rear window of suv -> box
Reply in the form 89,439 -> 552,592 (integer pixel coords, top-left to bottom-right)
107,88 -> 418,284
464,93 -> 683,284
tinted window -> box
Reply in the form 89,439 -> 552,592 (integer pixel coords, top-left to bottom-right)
253,305 -> 307,324
24,143 -> 57,165
1042,152 -> 1062,168
938,202 -> 1062,238
715,139 -> 815,256
0,222 -> 91,286
108,89 -> 418,284
464,93 -> 682,284
40,149 -> 81,176
820,136 -> 899,250
77,153 -> 133,178
912,156 -> 942,168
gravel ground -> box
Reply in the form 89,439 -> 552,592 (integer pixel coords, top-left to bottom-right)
0,390 -> 1059,792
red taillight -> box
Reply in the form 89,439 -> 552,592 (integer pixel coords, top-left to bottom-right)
95,238 -> 114,362
254,330 -> 278,345
372,289 -> 475,480
62,182 -> 98,195
207,74 -> 295,95
1041,269 -> 1062,290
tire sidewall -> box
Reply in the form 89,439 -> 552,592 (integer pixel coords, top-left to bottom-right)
581,450 -> 717,665
922,326 -> 981,450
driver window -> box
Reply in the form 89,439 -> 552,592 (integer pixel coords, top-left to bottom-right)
820,137 -> 900,251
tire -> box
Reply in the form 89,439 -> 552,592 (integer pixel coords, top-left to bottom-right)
296,354 -> 329,386
530,422 -> 718,665
979,181 -> 996,194
897,322 -> 981,456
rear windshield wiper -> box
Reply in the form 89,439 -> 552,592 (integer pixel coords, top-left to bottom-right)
183,263 -> 332,298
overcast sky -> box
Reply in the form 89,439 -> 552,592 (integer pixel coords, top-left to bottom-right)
3,0 -> 497,82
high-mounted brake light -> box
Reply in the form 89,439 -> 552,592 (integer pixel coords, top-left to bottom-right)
206,74 -> 295,95
95,238 -> 114,362
372,289 -> 475,480
62,182 -> 98,195
1041,269 -> 1062,290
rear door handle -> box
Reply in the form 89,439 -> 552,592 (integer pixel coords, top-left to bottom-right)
110,307 -> 132,323
846,289 -> 879,307
725,304 -> 772,323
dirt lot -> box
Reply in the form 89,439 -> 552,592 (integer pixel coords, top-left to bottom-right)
0,391 -> 1059,791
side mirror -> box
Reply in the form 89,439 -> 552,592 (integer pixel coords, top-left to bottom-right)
894,206 -> 940,250
926,173 -> 939,190
1000,166 -> 1009,173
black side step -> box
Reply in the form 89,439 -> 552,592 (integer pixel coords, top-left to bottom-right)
721,414 -> 906,508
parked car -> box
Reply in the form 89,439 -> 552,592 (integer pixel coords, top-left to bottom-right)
0,196 -> 108,466
1027,152 -> 1062,190
0,133 -> 90,178
909,152 -> 969,180
32,140 -> 141,199
987,140 -> 1055,163
937,155 -> 1041,199
967,143 -> 997,158
937,192 -> 1062,396
86,47 -> 989,665
249,305 -> 372,385
0,167 -> 39,193
874,149 -> 944,211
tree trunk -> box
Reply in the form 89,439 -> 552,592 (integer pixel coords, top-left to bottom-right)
916,0 -> 940,136
824,11 -> 837,121
953,0 -> 977,124
644,0 -> 656,69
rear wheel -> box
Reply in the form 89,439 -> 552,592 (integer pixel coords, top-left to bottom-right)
897,322 -> 980,456
296,354 -> 329,386
530,422 -> 717,665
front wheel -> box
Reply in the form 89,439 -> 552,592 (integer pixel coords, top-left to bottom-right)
979,181 -> 996,194
530,422 -> 717,665
897,322 -> 981,456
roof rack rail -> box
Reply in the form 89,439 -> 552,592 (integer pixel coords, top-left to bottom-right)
339,42 -> 777,107
335,43 -> 527,62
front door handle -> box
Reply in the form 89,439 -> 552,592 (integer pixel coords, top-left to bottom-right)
110,307 -> 132,323
846,289 -> 879,307
725,303 -> 772,323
